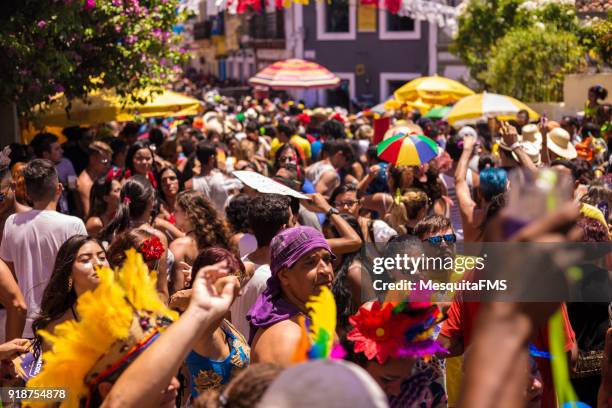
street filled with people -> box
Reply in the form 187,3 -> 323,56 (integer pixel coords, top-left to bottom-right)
0,82 -> 610,408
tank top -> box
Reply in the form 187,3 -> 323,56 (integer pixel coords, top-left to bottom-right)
186,320 -> 250,397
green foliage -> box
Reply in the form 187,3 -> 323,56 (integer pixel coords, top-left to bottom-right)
451,0 -> 590,101
451,0 -> 531,86
579,11 -> 612,68
0,0 -> 190,116
484,26 -> 584,102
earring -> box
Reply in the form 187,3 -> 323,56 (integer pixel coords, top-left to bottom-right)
68,277 -> 73,292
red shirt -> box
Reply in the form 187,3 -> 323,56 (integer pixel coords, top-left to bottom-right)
441,299 -> 576,408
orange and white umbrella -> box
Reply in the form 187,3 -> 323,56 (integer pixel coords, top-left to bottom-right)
249,58 -> 340,90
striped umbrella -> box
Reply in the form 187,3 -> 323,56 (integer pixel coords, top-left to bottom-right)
377,133 -> 439,166
249,58 -> 340,90
446,92 -> 539,127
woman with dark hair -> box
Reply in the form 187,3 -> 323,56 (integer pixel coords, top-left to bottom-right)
99,175 -> 156,241
107,229 -> 166,274
156,166 -> 184,223
100,175 -> 169,299
273,143 -> 315,194
153,166 -> 187,241
184,248 -> 250,399
170,190 -> 231,292
124,140 -> 157,186
85,175 -> 121,237
31,235 -> 108,356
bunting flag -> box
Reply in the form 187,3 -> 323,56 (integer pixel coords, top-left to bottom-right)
224,0 -> 458,28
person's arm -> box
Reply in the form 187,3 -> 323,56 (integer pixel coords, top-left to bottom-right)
455,135 -> 478,241
185,178 -> 194,190
153,217 -> 185,241
0,260 -> 26,341
315,171 -> 339,198
85,217 -> 104,238
77,177 -> 90,218
361,192 -> 393,216
357,165 -> 380,197
458,302 -> 532,408
302,193 -> 362,255
501,122 -> 538,176
0,338 -> 29,360
101,263 -> 237,408
598,328 -> 612,408
540,120 -> 551,166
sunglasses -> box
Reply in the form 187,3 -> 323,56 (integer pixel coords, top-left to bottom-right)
423,233 -> 456,246
335,200 -> 359,208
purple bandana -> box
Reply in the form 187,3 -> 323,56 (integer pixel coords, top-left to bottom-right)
246,226 -> 334,344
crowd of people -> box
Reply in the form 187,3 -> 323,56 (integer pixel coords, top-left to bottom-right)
0,82 -> 610,407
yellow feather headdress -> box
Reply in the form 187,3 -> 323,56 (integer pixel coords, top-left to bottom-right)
27,249 -> 178,407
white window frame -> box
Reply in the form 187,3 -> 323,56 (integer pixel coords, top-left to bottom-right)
380,72 -> 420,101
318,71 -> 356,105
316,0 -> 356,41
378,3 -> 421,40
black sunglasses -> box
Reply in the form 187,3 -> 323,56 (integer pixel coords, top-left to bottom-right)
423,233 -> 456,246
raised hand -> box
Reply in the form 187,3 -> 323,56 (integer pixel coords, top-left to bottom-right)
188,261 -> 237,321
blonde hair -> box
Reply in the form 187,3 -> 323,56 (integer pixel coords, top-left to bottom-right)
386,188 -> 429,235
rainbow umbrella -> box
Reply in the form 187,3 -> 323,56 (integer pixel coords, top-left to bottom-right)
377,133 -> 440,166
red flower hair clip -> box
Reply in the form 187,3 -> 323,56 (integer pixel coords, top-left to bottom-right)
105,167 -> 123,182
140,236 -> 164,261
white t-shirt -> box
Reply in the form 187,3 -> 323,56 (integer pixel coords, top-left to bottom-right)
0,210 -> 86,338
230,262 -> 271,340
192,170 -> 242,214
238,233 -> 258,258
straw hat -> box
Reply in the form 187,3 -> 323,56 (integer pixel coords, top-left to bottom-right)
547,127 -> 577,160
515,141 -> 541,166
521,124 -> 542,146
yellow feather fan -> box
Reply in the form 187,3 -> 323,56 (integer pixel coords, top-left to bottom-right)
27,249 -> 178,407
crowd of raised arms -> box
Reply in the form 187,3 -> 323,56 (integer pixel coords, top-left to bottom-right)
0,83 -> 609,408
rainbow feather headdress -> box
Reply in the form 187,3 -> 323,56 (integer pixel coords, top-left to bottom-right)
292,286 -> 340,362
27,249 -> 178,407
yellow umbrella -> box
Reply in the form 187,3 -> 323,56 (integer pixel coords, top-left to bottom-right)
382,97 -> 434,114
446,92 -> 539,127
393,75 -> 475,106
31,88 -> 203,127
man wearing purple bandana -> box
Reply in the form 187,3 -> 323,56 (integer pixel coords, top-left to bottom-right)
248,226 -> 336,365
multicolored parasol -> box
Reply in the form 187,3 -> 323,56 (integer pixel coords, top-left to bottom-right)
248,58 -> 340,90
377,133 -> 439,166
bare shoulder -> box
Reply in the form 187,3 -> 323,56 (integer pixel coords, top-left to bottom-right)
170,236 -> 192,251
251,318 -> 304,365
85,217 -> 103,235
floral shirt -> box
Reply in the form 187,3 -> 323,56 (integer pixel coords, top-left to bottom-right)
186,320 -> 250,398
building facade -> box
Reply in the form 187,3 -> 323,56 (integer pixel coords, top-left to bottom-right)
189,0 -> 466,106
